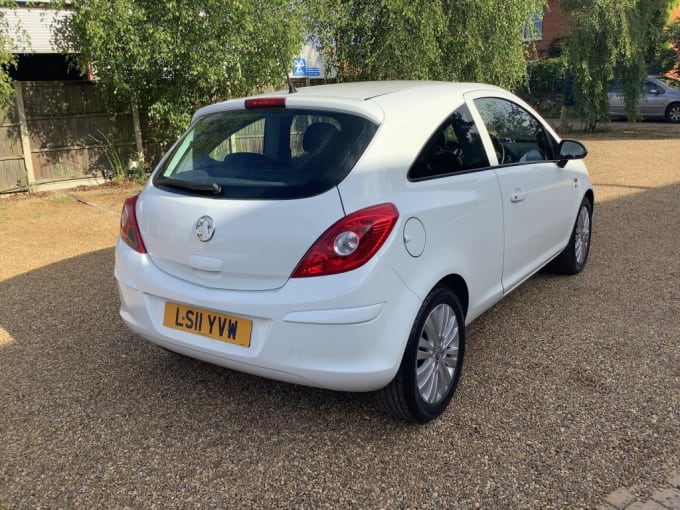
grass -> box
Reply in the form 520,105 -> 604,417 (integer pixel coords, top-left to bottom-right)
54,194 -> 76,202
550,118 -> 680,140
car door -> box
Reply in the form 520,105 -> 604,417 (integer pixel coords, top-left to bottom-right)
608,80 -> 626,118
399,104 -> 505,321
641,80 -> 667,118
470,96 -> 575,293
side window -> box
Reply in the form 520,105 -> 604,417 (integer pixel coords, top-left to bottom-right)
409,104 -> 489,180
646,81 -> 664,94
610,79 -> 624,93
473,97 -> 553,165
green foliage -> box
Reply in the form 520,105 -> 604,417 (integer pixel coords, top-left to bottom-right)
308,0 -> 547,90
93,129 -> 128,183
55,0 -> 306,143
55,0 -> 560,142
307,0 -> 446,81
0,1 -> 18,106
525,58 -> 567,96
517,57 -> 567,117
562,0 -> 677,132
661,18 -> 680,73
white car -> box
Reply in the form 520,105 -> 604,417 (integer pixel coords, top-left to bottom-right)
115,81 -> 593,422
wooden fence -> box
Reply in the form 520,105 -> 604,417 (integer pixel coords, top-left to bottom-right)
0,81 -> 160,193
0,97 -> 25,192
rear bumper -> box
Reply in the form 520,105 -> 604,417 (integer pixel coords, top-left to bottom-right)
114,239 -> 420,391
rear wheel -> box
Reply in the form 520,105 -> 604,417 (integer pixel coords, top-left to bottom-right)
666,103 -> 680,123
548,196 -> 592,275
377,286 -> 465,423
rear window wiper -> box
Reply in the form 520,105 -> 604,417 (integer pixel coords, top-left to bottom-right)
156,177 -> 222,195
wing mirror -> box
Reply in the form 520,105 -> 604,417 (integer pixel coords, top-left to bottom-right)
557,139 -> 588,168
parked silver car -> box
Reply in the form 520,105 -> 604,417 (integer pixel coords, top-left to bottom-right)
608,75 -> 680,122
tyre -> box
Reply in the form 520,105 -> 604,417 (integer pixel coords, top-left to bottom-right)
547,196 -> 592,275
666,103 -> 680,123
377,286 -> 465,423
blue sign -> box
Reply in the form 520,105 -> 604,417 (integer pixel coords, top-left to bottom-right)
292,58 -> 306,78
306,67 -> 321,77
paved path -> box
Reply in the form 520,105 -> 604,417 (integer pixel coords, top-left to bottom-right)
599,471 -> 680,509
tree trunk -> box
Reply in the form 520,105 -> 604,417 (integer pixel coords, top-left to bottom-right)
131,96 -> 144,166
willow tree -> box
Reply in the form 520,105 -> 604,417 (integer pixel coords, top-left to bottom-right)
441,0 -> 546,89
54,0 -> 306,143
307,0 -> 448,81
665,18 -> 680,73
562,0 -> 678,132
308,0 -> 546,90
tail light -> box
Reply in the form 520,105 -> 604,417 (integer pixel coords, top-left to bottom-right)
292,203 -> 399,278
120,194 -> 147,254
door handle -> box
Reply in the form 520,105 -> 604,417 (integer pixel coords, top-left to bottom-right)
510,188 -> 527,203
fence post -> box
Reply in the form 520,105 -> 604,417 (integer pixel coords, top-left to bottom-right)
14,82 -> 36,189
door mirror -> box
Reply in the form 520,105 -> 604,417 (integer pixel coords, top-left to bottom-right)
557,139 -> 588,168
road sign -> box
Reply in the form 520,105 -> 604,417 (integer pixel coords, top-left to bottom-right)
292,58 -> 306,78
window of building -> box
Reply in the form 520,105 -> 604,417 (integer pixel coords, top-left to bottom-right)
522,11 -> 543,41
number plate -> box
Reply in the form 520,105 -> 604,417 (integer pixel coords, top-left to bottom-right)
163,302 -> 252,347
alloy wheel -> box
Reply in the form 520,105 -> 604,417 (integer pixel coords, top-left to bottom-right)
668,105 -> 680,123
575,204 -> 591,266
416,303 -> 461,405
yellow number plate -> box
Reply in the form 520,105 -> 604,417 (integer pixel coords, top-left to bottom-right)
163,302 -> 252,347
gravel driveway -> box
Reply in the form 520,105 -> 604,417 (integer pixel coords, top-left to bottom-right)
1,134 -> 678,509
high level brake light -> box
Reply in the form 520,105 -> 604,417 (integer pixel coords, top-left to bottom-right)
292,203 -> 399,278
120,194 -> 147,254
244,97 -> 286,109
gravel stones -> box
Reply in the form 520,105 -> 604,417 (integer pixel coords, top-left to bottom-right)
1,138 -> 678,508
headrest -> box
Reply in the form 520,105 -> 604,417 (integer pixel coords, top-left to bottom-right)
302,122 -> 339,153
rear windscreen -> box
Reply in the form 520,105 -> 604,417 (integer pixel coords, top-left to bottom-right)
153,108 -> 378,199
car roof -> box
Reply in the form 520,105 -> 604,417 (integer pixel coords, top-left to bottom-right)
193,81 -> 507,124
288,81 -> 497,100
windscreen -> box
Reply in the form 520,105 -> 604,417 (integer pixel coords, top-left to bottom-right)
153,108 -> 378,199
658,77 -> 680,90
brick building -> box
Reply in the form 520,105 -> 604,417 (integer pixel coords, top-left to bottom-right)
528,0 -> 680,61
524,0 -> 567,60
535,0 -> 567,57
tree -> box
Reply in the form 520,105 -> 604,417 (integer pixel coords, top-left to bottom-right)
0,0 -> 19,106
663,18 -> 680,73
561,0 -> 678,132
307,0 -> 547,91
55,0 -> 306,144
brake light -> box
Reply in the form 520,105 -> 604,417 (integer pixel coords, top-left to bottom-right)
120,194 -> 147,254
292,203 -> 399,278
244,97 -> 286,109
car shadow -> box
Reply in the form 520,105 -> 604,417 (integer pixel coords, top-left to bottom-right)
0,247 -> 401,436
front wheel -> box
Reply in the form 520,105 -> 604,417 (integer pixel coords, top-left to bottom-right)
377,286 -> 465,423
666,103 -> 680,123
548,196 -> 592,275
